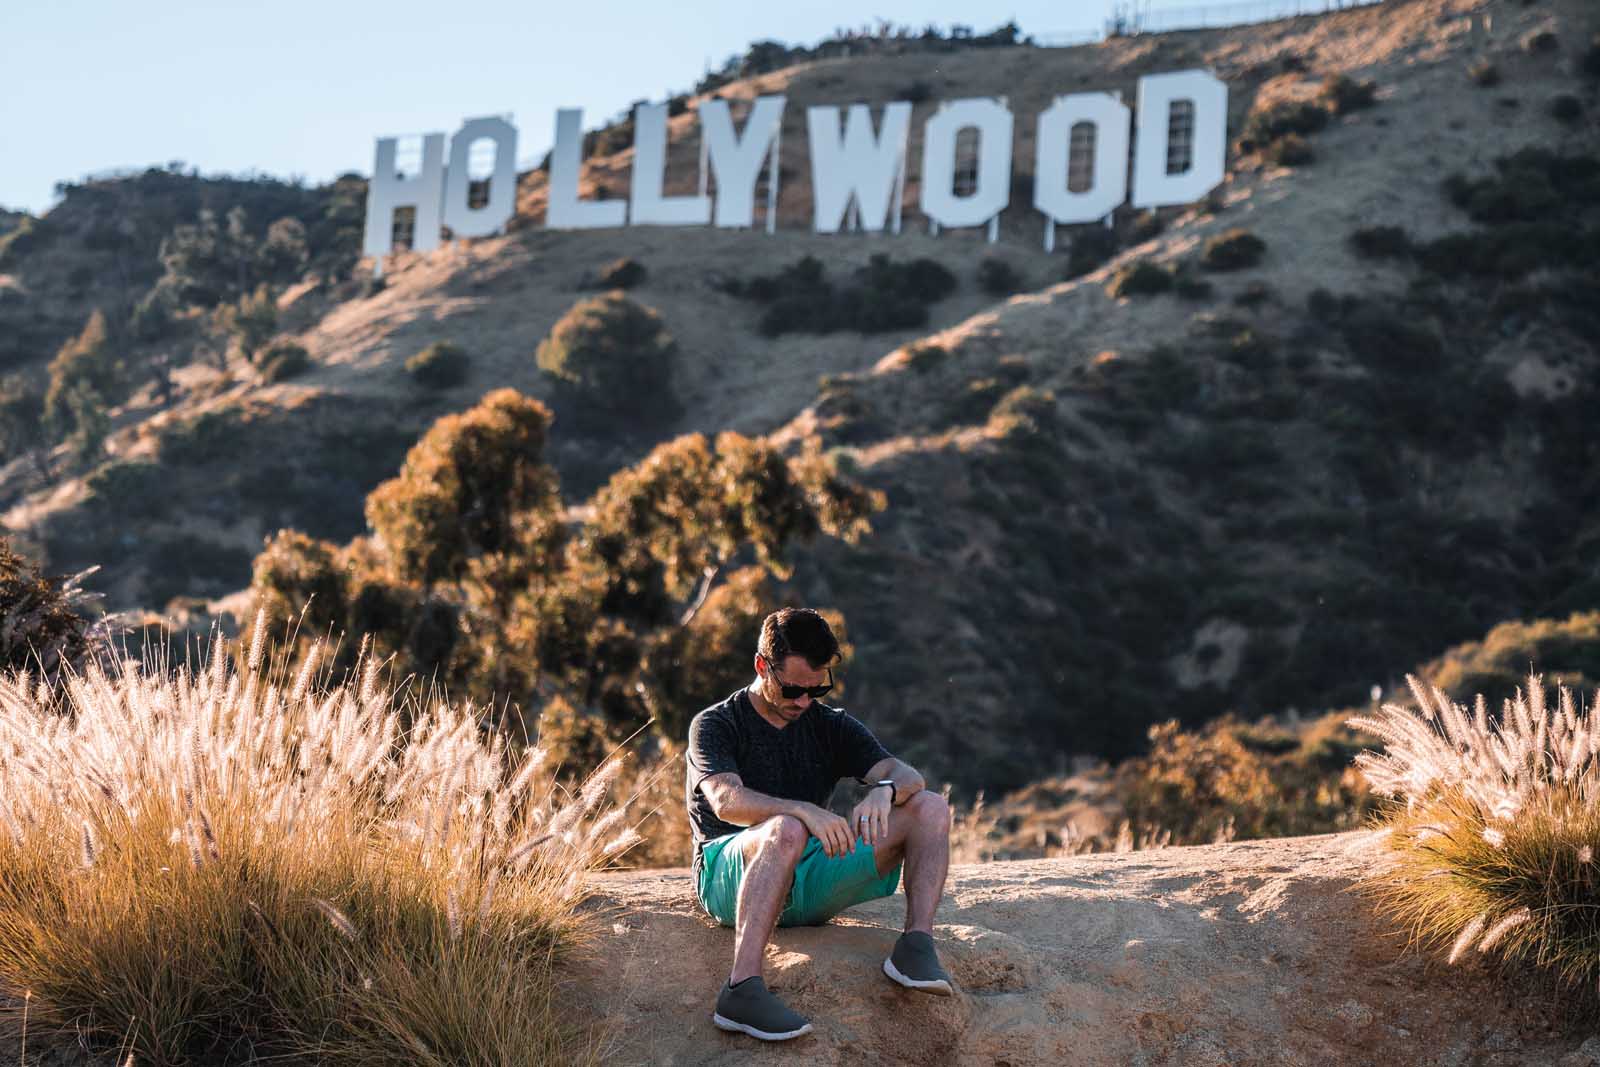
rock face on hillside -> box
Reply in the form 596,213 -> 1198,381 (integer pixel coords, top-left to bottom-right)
574,832 -> 1593,1066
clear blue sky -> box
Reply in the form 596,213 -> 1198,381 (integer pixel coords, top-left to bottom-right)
2,0 -> 1314,215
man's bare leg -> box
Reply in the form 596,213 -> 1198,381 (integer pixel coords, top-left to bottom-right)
868,791 -> 952,933
730,814 -> 808,983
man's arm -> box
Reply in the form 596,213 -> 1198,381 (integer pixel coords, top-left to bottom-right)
700,772 -> 855,858
860,756 -> 925,806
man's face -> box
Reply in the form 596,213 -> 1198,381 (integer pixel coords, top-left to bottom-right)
761,654 -> 829,723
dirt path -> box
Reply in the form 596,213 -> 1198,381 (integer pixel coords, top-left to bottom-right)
573,831 -> 1596,1066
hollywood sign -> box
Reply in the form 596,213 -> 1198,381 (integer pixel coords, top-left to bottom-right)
361,69 -> 1226,264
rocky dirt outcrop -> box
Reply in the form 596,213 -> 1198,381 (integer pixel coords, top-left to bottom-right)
575,832 -> 1596,1066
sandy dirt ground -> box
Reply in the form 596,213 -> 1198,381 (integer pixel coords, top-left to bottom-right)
573,831 -> 1600,1067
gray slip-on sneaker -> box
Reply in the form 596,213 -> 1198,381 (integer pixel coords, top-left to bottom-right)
883,930 -> 955,995
713,976 -> 814,1041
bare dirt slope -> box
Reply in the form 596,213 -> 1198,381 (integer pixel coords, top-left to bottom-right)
576,832 -> 1595,1066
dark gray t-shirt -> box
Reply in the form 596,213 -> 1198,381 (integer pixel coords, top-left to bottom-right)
685,687 -> 892,873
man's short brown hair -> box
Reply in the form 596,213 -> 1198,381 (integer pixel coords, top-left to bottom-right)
757,608 -> 840,670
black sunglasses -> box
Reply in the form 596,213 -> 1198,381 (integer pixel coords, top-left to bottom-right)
763,658 -> 834,700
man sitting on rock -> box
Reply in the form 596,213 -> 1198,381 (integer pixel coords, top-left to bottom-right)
685,606 -> 955,1042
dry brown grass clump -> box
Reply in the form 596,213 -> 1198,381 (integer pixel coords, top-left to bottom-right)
1351,676 -> 1600,991
0,616 -> 638,1066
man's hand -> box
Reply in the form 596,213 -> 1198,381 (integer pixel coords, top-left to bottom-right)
794,803 -> 854,859
850,784 -> 893,849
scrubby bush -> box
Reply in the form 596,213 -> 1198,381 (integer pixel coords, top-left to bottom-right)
1468,59 -> 1501,87
258,341 -> 310,383
535,292 -> 679,418
1585,34 -> 1600,78
130,288 -> 174,342
1200,229 -> 1267,271
1440,147 -> 1600,224
1063,226 -> 1120,279
0,376 -> 43,459
903,341 -> 950,373
1548,94 -> 1583,123
1239,100 -> 1329,152
1522,29 -> 1559,55
1175,274 -> 1215,300
0,628 -> 633,1065
155,409 -> 245,466
1349,225 -> 1412,259
1129,211 -> 1165,244
1320,75 -> 1378,115
977,255 -> 1024,296
591,257 -> 646,290
728,254 -> 956,337
215,284 -> 279,364
1118,716 -> 1374,844
404,341 -> 470,389
1351,675 -> 1600,992
0,536 -> 96,685
1106,260 -> 1173,297
0,216 -> 51,269
1421,613 -> 1600,703
1232,282 -> 1273,309
42,310 -> 120,441
1266,133 -> 1315,166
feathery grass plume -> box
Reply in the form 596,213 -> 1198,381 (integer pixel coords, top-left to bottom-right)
1350,674 -> 1600,990
0,631 -> 622,1065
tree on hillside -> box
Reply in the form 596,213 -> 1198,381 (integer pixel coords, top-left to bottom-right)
156,205 -> 314,310
535,292 -> 681,426
42,310 -> 120,445
249,388 -> 884,752
213,284 -> 278,364
0,376 -> 44,465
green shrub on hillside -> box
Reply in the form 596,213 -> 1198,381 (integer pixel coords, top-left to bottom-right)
1548,94 -> 1583,123
903,341 -> 950,374
215,284 -> 278,364
535,292 -> 680,420
0,376 -> 43,459
1064,226 -> 1120,279
404,341 -> 469,389
1420,613 -> 1600,703
977,255 -> 1024,296
1117,716 -> 1375,844
0,216 -> 52,269
258,341 -> 310,383
1266,133 -> 1314,166
1107,260 -> 1173,297
1442,148 -> 1600,225
727,254 -> 956,337
1467,59 -> 1500,87
590,257 -> 646,290
1320,75 -> 1378,115
155,409 -> 246,466
1200,229 -> 1267,271
42,310 -> 120,440
84,461 -> 170,521
1586,34 -> 1600,77
1239,100 -> 1329,152
1349,225 -> 1412,259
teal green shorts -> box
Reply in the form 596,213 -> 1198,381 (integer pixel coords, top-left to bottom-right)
696,829 -> 902,928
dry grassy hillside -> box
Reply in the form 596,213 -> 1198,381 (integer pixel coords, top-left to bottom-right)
2,0 -> 1597,793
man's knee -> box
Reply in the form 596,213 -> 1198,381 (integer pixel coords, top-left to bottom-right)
745,814 -> 809,864
906,790 -> 952,836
